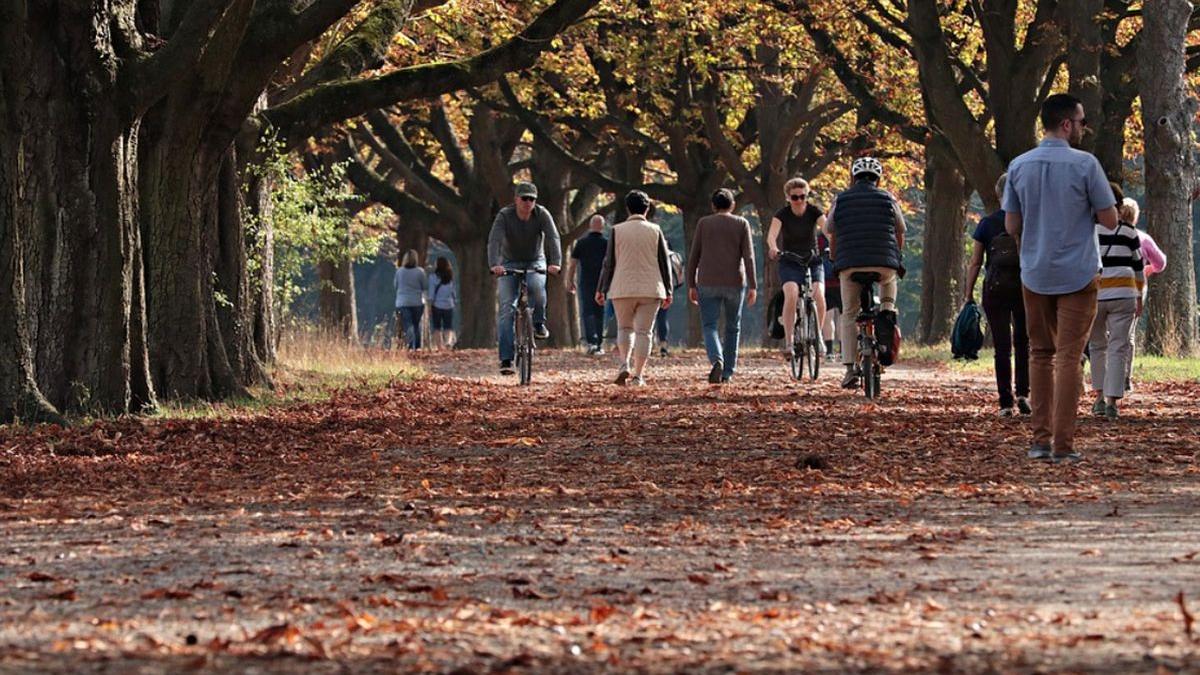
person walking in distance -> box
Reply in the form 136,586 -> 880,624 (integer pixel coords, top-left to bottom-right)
488,182 -> 562,375
964,173 -> 1030,417
818,231 -> 839,360
686,189 -> 758,384
565,215 -> 609,355
1087,183 -> 1144,420
766,177 -> 827,358
655,246 -> 684,357
395,249 -> 428,350
1004,93 -> 1118,463
595,191 -> 674,385
1120,198 -> 1165,393
825,157 -> 906,389
428,256 -> 457,350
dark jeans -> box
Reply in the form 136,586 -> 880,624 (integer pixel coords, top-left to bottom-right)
578,287 -> 604,348
398,305 -> 423,350
655,308 -> 669,343
982,288 -> 1029,408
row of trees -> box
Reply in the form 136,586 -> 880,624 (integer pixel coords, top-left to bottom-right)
3,0 -> 1197,423
1,0 -> 599,422
332,0 -> 1199,356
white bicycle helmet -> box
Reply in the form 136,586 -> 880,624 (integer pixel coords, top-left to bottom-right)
851,156 -> 883,179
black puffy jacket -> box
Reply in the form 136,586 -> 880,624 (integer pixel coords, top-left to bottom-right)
830,181 -> 902,274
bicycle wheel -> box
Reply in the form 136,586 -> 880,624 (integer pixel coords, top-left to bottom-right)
518,308 -> 534,385
805,300 -> 820,381
790,312 -> 806,380
872,361 -> 882,398
860,346 -> 877,399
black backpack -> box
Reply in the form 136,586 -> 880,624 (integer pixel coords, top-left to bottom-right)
984,232 -> 1021,295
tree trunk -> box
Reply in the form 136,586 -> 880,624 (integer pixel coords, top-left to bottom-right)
0,125 -> 65,424
450,239 -> 496,348
755,206 -> 780,347
318,254 -> 359,340
1064,0 -> 1104,156
681,202 -> 705,347
918,136 -> 970,345
244,168 -> 278,366
1,8 -> 152,417
215,149 -> 272,385
141,106 -> 246,400
1140,0 -> 1199,356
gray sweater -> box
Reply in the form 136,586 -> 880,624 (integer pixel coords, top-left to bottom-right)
394,267 -> 427,308
487,204 -> 562,269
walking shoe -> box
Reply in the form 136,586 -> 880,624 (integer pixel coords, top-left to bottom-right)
632,376 -> 646,386
826,352 -> 835,363
840,367 -> 860,389
1091,397 -> 1106,416
499,360 -> 515,375
721,374 -> 733,383
1017,397 -> 1032,416
708,361 -> 724,384
1052,451 -> 1084,464
1027,443 -> 1052,461
1104,404 -> 1119,420
595,345 -> 605,356
534,324 -> 550,340
614,367 -> 630,385
999,407 -> 1014,417
586,344 -> 598,355
659,346 -> 669,357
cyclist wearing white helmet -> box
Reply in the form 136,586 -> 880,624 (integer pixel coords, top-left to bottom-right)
825,157 -> 906,388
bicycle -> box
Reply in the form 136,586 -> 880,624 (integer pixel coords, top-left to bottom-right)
850,271 -> 883,398
502,268 -> 544,385
780,252 -> 821,381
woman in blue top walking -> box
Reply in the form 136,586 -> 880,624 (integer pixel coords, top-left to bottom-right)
394,249 -> 427,350
429,257 -> 457,350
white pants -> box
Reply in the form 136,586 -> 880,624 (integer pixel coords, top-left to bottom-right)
612,297 -> 661,376
1089,297 -> 1136,399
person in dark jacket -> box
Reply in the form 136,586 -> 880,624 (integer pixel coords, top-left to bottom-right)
825,157 -> 906,388
565,215 -> 609,355
964,173 -> 1030,417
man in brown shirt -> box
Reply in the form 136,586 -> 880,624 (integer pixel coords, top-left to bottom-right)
687,189 -> 758,383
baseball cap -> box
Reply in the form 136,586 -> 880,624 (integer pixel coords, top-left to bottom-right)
515,182 -> 538,198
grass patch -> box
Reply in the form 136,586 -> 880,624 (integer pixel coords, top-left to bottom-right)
906,342 -> 1200,383
154,331 -> 422,420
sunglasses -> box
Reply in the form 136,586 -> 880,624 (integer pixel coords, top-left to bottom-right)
519,196 -> 537,203
1072,117 -> 1088,127
788,193 -> 808,201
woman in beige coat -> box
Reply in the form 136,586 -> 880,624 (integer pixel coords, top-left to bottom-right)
595,190 -> 674,385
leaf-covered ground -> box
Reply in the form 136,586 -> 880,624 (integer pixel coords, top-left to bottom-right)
1,349 -> 1198,673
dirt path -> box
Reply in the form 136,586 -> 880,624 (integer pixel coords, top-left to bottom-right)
1,349 -> 1198,673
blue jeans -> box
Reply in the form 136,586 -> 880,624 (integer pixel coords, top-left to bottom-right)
578,286 -> 604,348
497,269 -> 547,362
398,306 -> 423,349
698,286 -> 746,377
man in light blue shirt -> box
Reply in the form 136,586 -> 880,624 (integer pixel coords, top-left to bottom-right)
1004,93 -> 1118,464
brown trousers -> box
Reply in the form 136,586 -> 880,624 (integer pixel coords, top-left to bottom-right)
1022,280 -> 1098,454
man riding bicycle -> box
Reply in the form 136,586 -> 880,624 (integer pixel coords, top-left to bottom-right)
825,157 -> 906,388
488,181 -> 562,375
767,177 -> 827,358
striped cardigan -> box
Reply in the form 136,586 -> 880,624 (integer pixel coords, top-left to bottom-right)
1095,220 -> 1144,301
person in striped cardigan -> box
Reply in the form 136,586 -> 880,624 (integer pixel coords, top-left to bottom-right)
1088,184 -> 1144,420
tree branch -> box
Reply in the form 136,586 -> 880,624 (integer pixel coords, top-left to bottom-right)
264,0 -> 599,141
122,0 -> 242,114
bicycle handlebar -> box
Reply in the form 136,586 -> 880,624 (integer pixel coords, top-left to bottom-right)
498,268 -> 547,276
